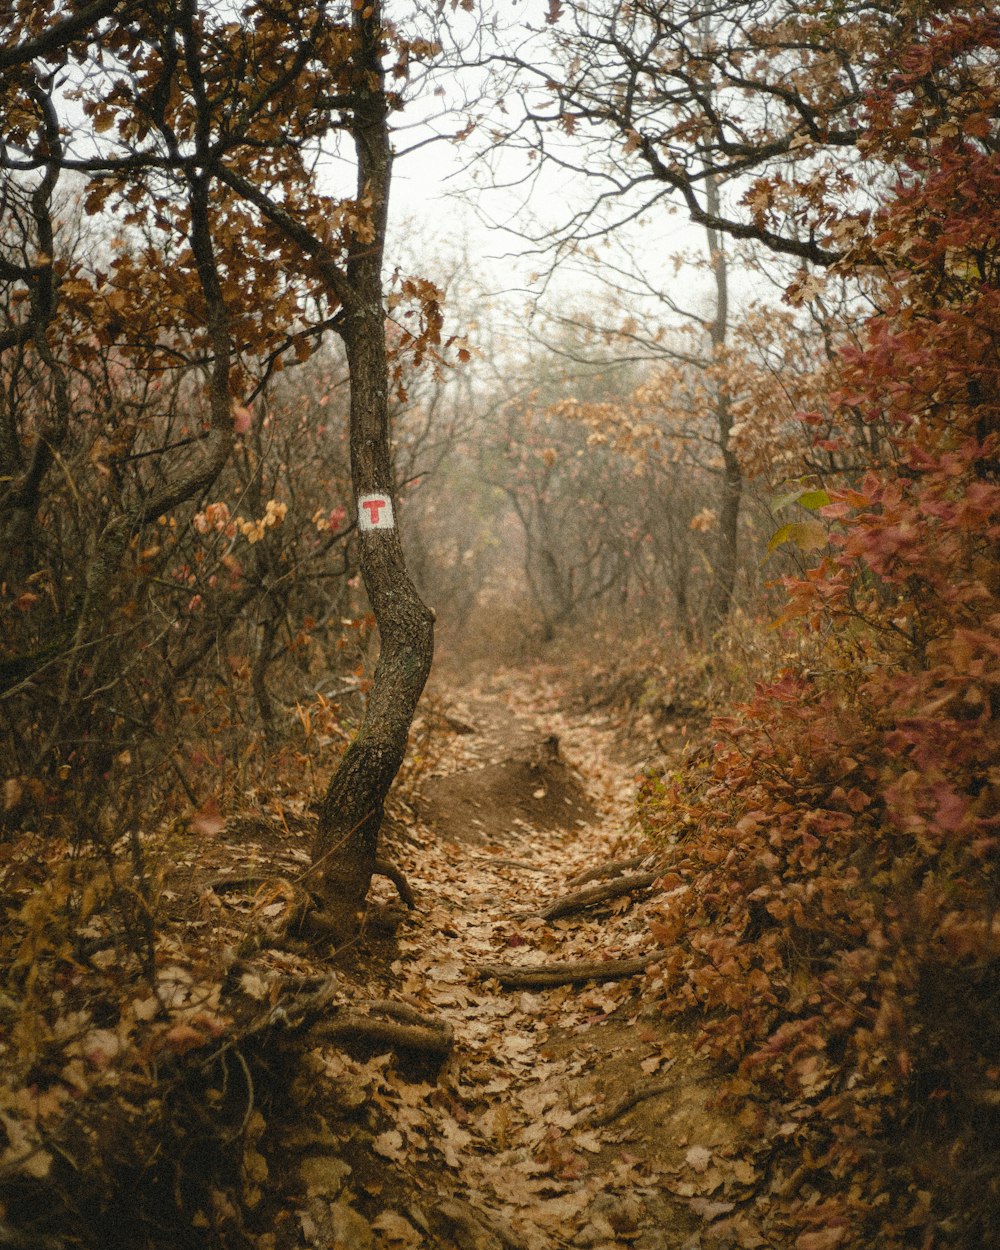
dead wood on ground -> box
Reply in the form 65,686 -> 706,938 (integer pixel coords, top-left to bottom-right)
478,953 -> 656,988
538,871 -> 661,921
567,853 -> 659,889
309,999 -> 453,1054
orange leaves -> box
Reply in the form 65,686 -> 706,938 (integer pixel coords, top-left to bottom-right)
190,797 -> 225,837
385,272 -> 450,379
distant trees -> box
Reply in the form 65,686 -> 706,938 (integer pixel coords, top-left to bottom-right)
475,0 -> 937,633
471,337 -> 758,644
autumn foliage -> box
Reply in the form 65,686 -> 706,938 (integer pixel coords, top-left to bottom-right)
642,9 -> 1000,1245
2,2 -> 999,1246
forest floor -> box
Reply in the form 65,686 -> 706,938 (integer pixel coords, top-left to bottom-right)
206,660 -> 754,1250
3,659 -> 766,1250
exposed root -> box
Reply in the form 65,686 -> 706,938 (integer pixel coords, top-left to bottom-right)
210,861 -> 415,950
373,857 -> 416,908
217,974 -> 341,1048
537,871 -> 661,921
567,853 -> 659,889
210,859 -> 415,907
478,953 -> 656,988
589,1063 -> 678,1126
309,999 -> 453,1054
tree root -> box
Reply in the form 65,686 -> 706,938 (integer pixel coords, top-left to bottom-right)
478,953 -> 656,988
208,857 -> 415,908
309,999 -> 453,1054
220,979 -> 452,1055
538,871 -> 661,921
433,1198 -> 527,1250
210,859 -> 415,950
215,975 -> 341,1050
589,1063 -> 677,1126
373,857 -> 416,908
567,853 -> 659,889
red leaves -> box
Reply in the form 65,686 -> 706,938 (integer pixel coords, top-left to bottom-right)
190,797 -> 225,837
639,11 -> 1000,1237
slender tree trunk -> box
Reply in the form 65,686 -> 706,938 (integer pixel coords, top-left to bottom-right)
708,440 -> 743,631
703,173 -> 742,635
311,3 -> 434,939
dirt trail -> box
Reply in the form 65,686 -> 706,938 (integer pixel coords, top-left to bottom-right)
274,666 -> 748,1250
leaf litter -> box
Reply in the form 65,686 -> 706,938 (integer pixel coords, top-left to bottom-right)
0,662 -> 763,1249
266,663 -> 758,1250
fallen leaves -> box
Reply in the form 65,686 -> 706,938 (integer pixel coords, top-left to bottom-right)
685,1144 -> 712,1173
371,1210 -> 422,1246
0,665 -> 751,1250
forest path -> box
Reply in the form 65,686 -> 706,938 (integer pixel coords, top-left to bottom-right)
307,663 -> 748,1250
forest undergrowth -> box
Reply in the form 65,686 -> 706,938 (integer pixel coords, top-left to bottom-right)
0,652 -> 735,1250
2,4 -> 999,1247
2,635 -> 996,1250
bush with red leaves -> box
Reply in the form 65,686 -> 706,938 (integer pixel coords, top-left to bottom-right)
643,9 -> 1000,1246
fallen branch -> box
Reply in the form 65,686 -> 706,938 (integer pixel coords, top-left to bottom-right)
478,953 -> 656,988
589,1063 -> 677,1126
567,853 -> 659,889
310,999 -> 453,1054
538,871 -> 661,921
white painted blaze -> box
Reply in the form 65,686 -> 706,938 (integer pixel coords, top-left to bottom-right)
357,493 -> 395,531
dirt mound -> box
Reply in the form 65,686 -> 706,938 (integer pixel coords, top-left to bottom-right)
413,734 -> 595,844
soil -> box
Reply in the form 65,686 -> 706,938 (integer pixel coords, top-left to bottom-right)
413,735 -> 595,845
238,664 -> 751,1250
11,663 -> 754,1250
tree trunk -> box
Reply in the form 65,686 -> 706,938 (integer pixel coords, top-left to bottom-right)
707,439 -> 742,631
702,171 -> 742,636
311,3 -> 434,940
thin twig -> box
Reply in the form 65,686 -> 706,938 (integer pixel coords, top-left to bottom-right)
589,1063 -> 678,1126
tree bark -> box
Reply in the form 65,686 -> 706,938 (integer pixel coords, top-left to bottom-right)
702,172 -> 743,636
311,3 -> 434,940
708,439 -> 743,632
